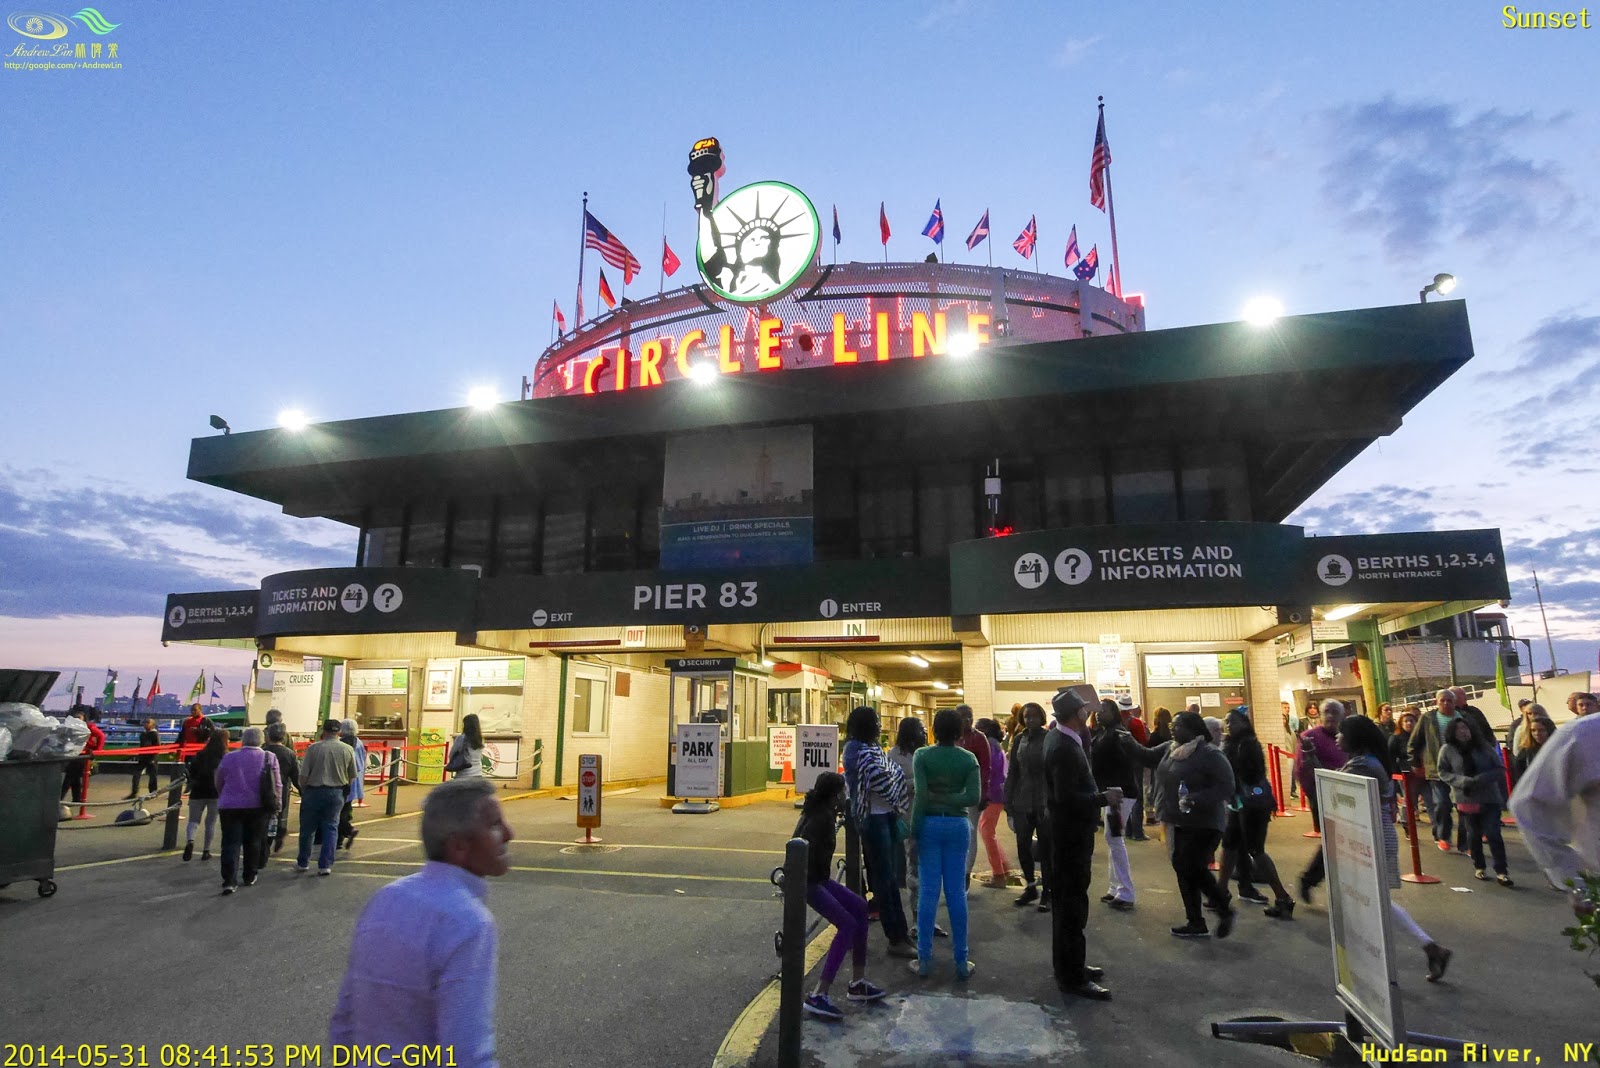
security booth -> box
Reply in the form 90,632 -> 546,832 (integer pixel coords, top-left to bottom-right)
665,657 -> 770,805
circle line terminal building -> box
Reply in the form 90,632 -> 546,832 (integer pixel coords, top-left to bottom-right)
166,260 -> 1505,795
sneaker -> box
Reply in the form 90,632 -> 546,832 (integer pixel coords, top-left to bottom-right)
907,957 -> 932,978
1099,893 -> 1117,903
1215,908 -> 1236,940
1171,923 -> 1210,939
846,979 -> 887,1002
1424,942 -> 1452,983
244,875 -> 258,887
1474,869 -> 1488,881
1237,888 -> 1270,905
317,868 -> 332,876
803,993 -> 844,1020
1014,885 -> 1040,907
1108,899 -> 1135,912
1496,874 -> 1514,888
886,940 -> 917,960
1436,840 -> 1451,852
201,850 -> 211,861
221,885 -> 236,895
182,842 -> 194,862
1263,898 -> 1295,920
1037,896 -> 1051,914
956,960 -> 977,981
293,865 -> 309,874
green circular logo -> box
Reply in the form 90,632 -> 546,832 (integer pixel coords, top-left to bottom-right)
694,181 -> 819,305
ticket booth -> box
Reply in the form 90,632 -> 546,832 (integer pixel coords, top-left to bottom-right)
665,657 -> 770,803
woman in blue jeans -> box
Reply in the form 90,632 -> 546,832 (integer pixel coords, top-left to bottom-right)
843,705 -> 916,959
910,707 -> 982,979
793,771 -> 889,1020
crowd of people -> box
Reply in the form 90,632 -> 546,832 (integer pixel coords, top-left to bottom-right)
795,686 -> 1600,1020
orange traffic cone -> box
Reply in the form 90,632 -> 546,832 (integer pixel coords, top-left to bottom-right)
780,760 -> 794,785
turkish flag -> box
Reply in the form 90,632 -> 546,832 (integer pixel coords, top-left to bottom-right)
662,239 -> 681,277
879,202 -> 891,245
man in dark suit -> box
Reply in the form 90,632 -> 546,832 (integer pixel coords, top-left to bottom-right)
1046,685 -> 1116,1001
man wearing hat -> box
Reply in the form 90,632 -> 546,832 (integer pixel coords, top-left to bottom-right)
1045,685 -> 1117,1001
297,719 -> 359,876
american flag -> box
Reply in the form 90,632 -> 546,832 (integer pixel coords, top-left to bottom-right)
584,211 -> 642,284
921,199 -> 944,245
1064,224 -> 1081,268
552,300 -> 567,332
965,209 -> 989,251
1090,110 -> 1112,211
1074,244 -> 1099,281
1012,215 -> 1037,260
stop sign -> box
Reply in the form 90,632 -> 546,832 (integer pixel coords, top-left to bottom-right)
581,770 -> 597,788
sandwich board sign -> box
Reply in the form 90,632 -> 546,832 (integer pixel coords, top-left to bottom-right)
577,753 -> 602,830
795,724 -> 839,794
1315,768 -> 1404,1049
675,723 -> 721,798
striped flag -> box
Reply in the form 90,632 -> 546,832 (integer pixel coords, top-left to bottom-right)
583,211 -> 642,284
552,300 -> 567,332
662,239 -> 681,277
1012,215 -> 1037,260
1064,225 -> 1081,268
598,268 -> 617,309
965,209 -> 990,252
878,202 -> 891,245
1090,110 -> 1111,211
921,199 -> 944,245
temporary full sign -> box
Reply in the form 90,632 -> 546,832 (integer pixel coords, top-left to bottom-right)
675,723 -> 722,799
577,753 -> 603,829
795,724 -> 839,794
1315,768 -> 1405,1048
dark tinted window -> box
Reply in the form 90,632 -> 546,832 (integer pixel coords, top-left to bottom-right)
449,498 -> 492,570
493,499 -> 538,576
404,502 -> 447,567
542,495 -> 586,575
361,506 -> 404,567
1110,449 -> 1178,524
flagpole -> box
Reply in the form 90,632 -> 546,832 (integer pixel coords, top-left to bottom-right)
659,201 -> 667,295
1099,97 -> 1124,298
576,191 -> 589,326
986,208 -> 992,267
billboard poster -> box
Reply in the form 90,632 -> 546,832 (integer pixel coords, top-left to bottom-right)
674,723 -> 722,798
660,425 -> 813,569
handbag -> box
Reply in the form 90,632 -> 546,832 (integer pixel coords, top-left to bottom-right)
444,736 -> 473,774
1455,800 -> 1482,814
257,751 -> 280,811
1241,780 -> 1276,812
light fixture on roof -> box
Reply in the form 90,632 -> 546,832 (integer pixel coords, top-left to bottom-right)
955,687 -> 964,696
277,408 -> 310,431
761,658 -> 775,668
208,414 -> 231,435
688,361 -> 718,384
1323,603 -> 1370,622
1241,296 -> 1284,326
947,332 -> 978,358
907,654 -> 930,669
467,385 -> 499,410
1419,273 -> 1457,303
932,680 -> 949,690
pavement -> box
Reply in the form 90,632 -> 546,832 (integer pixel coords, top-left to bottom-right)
6,782 -> 1599,1068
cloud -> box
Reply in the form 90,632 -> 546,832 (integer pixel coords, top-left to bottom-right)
0,469 -> 350,618
918,0 -> 977,28
1502,314 -> 1600,375
1287,483 -> 1486,537
1054,35 -> 1103,67
1319,97 -> 1582,258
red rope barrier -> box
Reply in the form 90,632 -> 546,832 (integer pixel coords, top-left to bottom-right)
1267,744 -> 1301,818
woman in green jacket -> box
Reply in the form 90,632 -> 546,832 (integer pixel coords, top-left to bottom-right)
910,707 -> 981,979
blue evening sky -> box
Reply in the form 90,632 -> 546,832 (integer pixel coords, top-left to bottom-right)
3,1 -> 1596,695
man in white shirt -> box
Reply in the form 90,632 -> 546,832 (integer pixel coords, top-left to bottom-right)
1509,711 -> 1599,916
331,777 -> 515,1067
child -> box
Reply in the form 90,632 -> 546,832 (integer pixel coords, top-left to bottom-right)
793,771 -> 889,1020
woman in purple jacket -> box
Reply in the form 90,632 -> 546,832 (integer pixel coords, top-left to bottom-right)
214,727 -> 283,895
1294,700 -> 1346,833
974,718 -> 1014,888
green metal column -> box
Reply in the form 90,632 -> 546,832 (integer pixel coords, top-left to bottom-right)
553,655 -> 569,788
1348,622 -> 1389,706
318,657 -> 344,721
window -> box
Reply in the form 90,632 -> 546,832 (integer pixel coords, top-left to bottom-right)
450,498 -> 493,571
857,467 -> 914,559
542,495 -> 586,575
1180,442 -> 1250,521
361,506 -> 404,567
493,498 -> 538,576
1042,452 -> 1108,527
589,495 -> 637,571
813,466 -> 856,561
1110,449 -> 1178,524
571,670 -> 608,735
917,462 -> 976,554
404,502 -> 447,567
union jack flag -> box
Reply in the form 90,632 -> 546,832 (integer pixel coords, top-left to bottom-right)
965,209 -> 989,252
921,199 -> 944,245
584,211 -> 642,284
1064,225 -> 1080,268
1012,215 -> 1037,260
1090,110 -> 1111,211
1074,244 -> 1099,281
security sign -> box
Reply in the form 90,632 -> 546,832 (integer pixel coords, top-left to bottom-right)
577,753 -> 603,830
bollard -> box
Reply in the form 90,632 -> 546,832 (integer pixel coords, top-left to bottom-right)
1398,773 -> 1440,884
843,814 -> 861,896
772,837 -> 808,1068
162,776 -> 183,851
385,745 -> 403,817
1499,744 -> 1516,826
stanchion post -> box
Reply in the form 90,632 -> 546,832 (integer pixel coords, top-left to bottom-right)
1399,773 -> 1440,885
386,745 -> 402,817
843,814 -> 861,895
162,776 -> 183,851
775,836 -> 808,1068
1499,744 -> 1516,826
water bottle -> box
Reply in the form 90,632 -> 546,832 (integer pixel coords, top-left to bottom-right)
1178,780 -> 1193,814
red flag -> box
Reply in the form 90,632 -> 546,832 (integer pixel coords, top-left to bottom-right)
598,268 -> 616,309
552,300 -> 567,332
148,672 -> 161,701
879,202 -> 891,245
662,239 -> 681,277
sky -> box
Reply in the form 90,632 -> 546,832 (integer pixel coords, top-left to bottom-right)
3,1 -> 1596,702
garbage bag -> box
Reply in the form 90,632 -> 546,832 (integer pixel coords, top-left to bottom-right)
36,715 -> 89,758
0,726 -> 11,761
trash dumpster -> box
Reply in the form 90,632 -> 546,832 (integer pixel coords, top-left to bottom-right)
0,757 -> 70,898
